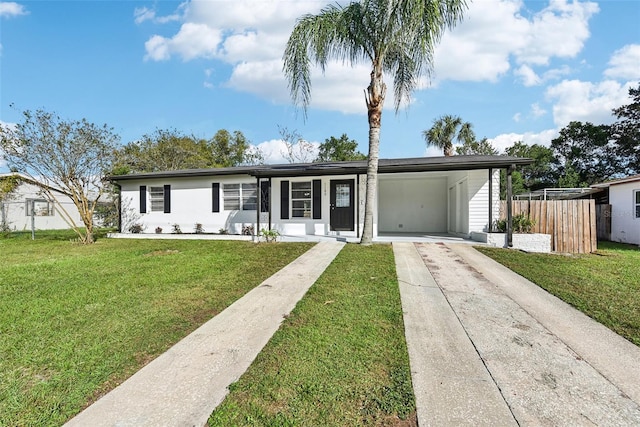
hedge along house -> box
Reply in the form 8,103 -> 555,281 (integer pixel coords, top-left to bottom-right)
110,155 -> 532,242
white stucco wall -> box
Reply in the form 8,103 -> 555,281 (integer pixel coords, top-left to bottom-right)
609,180 -> 640,245
120,174 -> 259,235
1,181 -> 84,231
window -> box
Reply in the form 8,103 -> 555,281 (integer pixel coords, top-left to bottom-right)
291,181 -> 312,218
149,186 -> 164,212
25,199 -> 54,216
223,183 -> 257,211
635,190 -> 640,219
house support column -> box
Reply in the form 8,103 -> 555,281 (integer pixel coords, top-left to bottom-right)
268,178 -> 272,231
506,164 -> 515,247
255,176 -> 260,242
488,168 -> 493,232
356,174 -> 360,238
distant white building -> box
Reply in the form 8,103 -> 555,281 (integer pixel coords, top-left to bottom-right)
0,173 -> 84,231
592,174 -> 640,246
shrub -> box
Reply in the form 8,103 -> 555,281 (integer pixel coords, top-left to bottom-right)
242,225 -> 254,236
171,223 -> 182,234
194,223 -> 204,234
260,228 -> 280,243
495,213 -> 535,233
155,227 -> 163,234
128,223 -> 144,234
218,228 -> 229,235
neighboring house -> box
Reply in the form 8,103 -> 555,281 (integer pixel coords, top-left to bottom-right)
0,173 -> 84,231
110,156 -> 532,240
592,174 -> 640,245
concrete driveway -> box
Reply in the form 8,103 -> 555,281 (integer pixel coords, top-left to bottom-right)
394,242 -> 640,426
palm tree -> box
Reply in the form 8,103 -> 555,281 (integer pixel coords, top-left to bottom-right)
283,0 -> 469,245
423,114 -> 475,156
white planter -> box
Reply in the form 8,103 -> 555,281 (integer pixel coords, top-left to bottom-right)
471,232 -> 552,253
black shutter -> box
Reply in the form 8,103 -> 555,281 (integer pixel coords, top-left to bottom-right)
163,184 -> 171,213
212,183 -> 220,212
280,180 -> 289,219
312,179 -> 321,219
260,180 -> 270,213
139,185 -> 147,213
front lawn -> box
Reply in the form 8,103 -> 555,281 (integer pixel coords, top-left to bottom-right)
476,241 -> 640,346
209,244 -> 416,426
0,231 -> 312,426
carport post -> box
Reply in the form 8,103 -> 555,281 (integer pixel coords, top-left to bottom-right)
255,176 -> 260,242
506,164 -> 515,247
488,168 -> 493,232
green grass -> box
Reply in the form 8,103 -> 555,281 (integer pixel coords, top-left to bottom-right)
209,244 -> 416,426
0,230 -> 313,426
476,241 -> 640,346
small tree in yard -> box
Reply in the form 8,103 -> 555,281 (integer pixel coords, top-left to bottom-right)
0,108 -> 119,244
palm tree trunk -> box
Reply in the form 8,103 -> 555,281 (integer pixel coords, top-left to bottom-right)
361,68 -> 386,245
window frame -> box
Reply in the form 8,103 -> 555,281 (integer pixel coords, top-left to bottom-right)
291,181 -> 312,219
149,186 -> 165,212
634,189 -> 640,219
223,182 -> 257,211
25,199 -> 54,217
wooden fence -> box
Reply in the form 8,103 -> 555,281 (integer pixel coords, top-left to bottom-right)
500,200 -> 597,253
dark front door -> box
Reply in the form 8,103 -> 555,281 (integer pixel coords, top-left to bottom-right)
330,179 -> 355,231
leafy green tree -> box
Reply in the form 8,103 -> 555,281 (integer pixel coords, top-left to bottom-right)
0,108 -> 119,244
116,128 -> 262,174
424,115 -> 475,156
316,134 -> 366,162
284,0 -> 468,244
611,83 -> 640,174
455,137 -> 497,156
551,121 -> 618,186
504,141 -> 557,190
210,129 -> 264,167
116,129 -> 210,174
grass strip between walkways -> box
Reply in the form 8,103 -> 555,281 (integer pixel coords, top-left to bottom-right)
0,230 -> 313,426
209,244 -> 417,426
477,241 -> 640,347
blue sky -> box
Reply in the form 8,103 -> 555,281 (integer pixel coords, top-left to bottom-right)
1,0 -> 639,170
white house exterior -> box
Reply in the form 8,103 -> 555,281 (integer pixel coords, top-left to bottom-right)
0,173 -> 84,231
593,174 -> 640,245
111,156 -> 529,240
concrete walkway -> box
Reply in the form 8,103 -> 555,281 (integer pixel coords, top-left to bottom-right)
394,242 -> 640,426
65,241 -> 344,427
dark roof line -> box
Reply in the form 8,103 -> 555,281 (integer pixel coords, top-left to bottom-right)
108,155 -> 533,181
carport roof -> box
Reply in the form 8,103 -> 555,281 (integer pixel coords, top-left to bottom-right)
109,155 -> 532,181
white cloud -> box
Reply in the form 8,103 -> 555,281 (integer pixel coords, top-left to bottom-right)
545,79 -> 633,127
604,44 -> 640,81
531,103 -> 546,118
515,65 -> 542,87
488,128 -> 559,152
140,0 -> 600,113
254,139 -> 320,164
513,112 -> 522,122
433,0 -> 597,83
134,3 -> 185,24
144,23 -> 222,61
0,2 -> 28,18
515,0 -> 598,66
